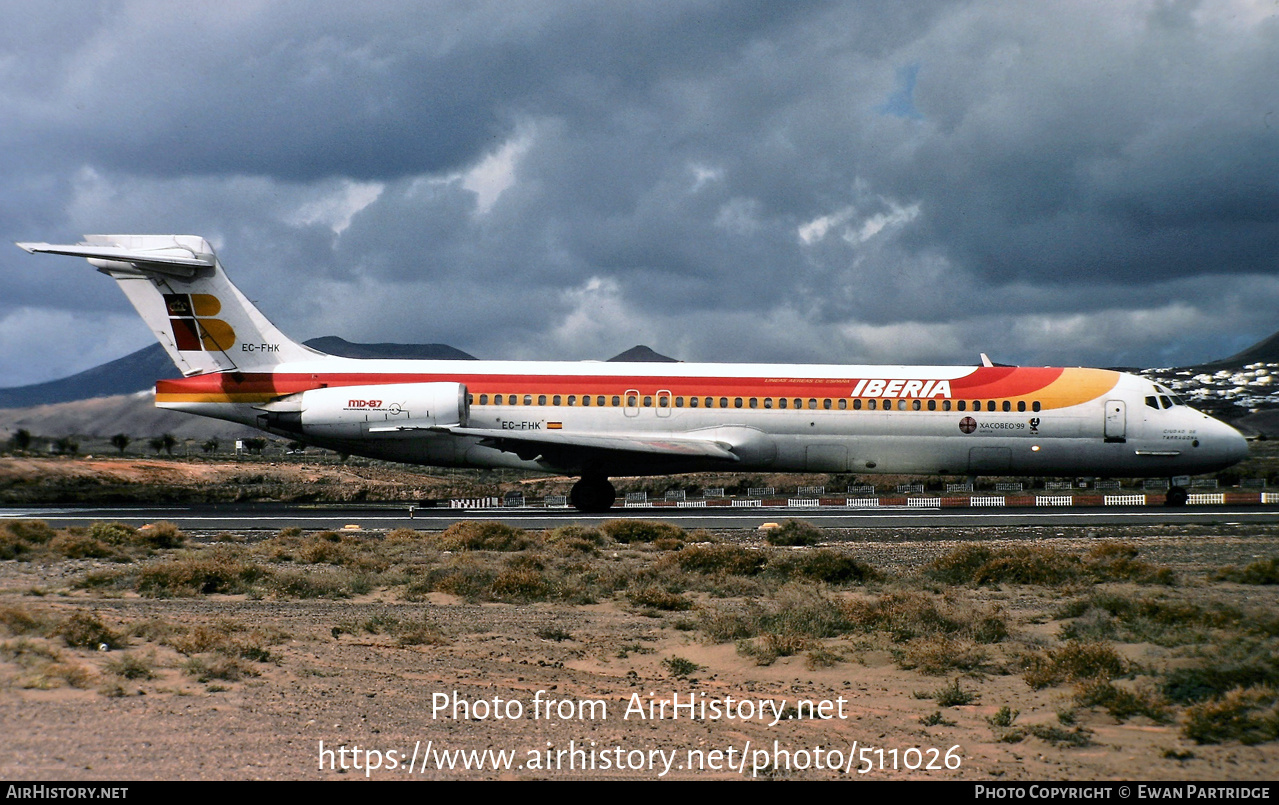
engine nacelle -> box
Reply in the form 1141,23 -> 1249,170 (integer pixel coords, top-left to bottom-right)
294,382 -> 469,438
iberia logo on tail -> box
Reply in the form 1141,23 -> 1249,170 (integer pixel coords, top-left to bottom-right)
164,293 -> 236,352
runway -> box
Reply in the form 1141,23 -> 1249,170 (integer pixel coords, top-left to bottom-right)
4,502 -> 1279,531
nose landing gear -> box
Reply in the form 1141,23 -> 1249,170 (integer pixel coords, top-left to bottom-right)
570,475 -> 616,513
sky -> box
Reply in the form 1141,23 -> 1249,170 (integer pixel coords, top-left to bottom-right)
1,0 -> 1277,387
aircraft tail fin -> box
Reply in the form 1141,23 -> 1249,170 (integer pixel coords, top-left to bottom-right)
17,235 -> 320,376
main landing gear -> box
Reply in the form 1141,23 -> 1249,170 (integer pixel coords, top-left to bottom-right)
1165,486 -> 1189,507
570,475 -> 616,513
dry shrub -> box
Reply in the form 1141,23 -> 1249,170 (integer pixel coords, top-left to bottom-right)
895,635 -> 989,675
1073,679 -> 1170,723
1083,542 -> 1176,584
739,632 -> 812,666
48,532 -> 115,559
54,612 -> 125,650
763,520 -> 822,547
767,549 -> 878,584
0,520 -> 56,560
628,586 -> 693,611
599,520 -> 686,545
926,544 -> 1083,586
1213,558 -> 1279,585
137,548 -> 269,597
490,568 -> 553,601
135,521 -> 186,550
0,605 -> 50,637
1182,687 -> 1279,745
437,521 -> 536,551
664,544 -> 767,576
1023,641 -> 1127,690
842,591 -> 1007,643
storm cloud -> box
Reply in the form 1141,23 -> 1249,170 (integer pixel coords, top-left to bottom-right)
1,0 -> 1276,385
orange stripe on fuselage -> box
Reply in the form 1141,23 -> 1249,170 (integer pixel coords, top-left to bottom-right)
154,367 -> 1122,411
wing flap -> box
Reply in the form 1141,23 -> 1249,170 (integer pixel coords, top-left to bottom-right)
434,425 -> 740,461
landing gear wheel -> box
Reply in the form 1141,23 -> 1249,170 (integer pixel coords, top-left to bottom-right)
570,477 -> 616,513
1165,486 -> 1188,507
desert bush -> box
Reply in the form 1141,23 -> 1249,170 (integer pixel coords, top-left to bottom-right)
135,521 -> 186,550
54,612 -> 125,650
925,544 -> 1083,586
543,525 -> 608,548
49,531 -> 116,559
0,520 -> 57,559
663,656 -> 701,678
599,520 -> 686,545
628,586 -> 693,611
665,544 -> 767,576
763,520 -> 822,547
767,550 -> 879,585
436,521 -> 536,551
1212,558 -> 1279,585
1023,641 -> 1127,690
1161,639 -> 1279,704
843,591 -> 1007,643
1182,687 -> 1279,745
934,678 -> 975,706
738,632 -> 812,666
1073,679 -> 1170,723
270,567 -> 370,598
0,605 -> 49,637
1083,542 -> 1176,585
136,548 -> 269,597
105,652 -> 156,681
88,522 -> 138,546
895,635 -> 989,675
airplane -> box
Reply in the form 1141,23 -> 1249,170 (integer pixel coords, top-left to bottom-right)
17,234 -> 1249,510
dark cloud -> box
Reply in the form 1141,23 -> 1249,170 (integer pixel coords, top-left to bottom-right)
2,0 -> 1277,386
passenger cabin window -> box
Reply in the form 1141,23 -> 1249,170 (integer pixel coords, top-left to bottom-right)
823,399 -> 832,410
598,396 -> 607,406
581,395 -> 589,406
779,398 -> 788,409
912,400 -> 921,411
898,399 -> 907,411
734,397 -> 743,408
537,395 -> 546,405
553,395 -> 561,405
1017,401 -> 1026,412
567,395 -> 575,406
1002,401 -> 1011,412
853,399 -> 862,410
643,396 -> 652,407
675,397 -> 683,407
479,394 -> 488,405
720,398 -> 728,408
467,394 -> 474,404
928,400 -> 937,411
689,397 -> 698,408
763,398 -> 772,409
957,401 -> 966,411
658,395 -> 669,407
627,395 -> 637,406
987,401 -> 996,412
612,396 -> 621,406
1032,401 -> 1041,412
808,399 -> 817,409
838,399 -> 847,410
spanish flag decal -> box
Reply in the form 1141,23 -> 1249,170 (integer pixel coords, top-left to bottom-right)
548,422 -> 563,430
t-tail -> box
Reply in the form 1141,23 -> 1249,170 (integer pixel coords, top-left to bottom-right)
16,235 -> 320,375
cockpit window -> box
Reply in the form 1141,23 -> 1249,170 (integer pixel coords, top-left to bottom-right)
1159,395 -> 1173,409
1146,395 -> 1159,410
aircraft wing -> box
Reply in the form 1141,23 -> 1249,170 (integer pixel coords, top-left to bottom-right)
423,425 -> 740,463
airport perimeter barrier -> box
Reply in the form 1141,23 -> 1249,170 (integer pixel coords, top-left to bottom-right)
446,489 -> 1278,509
1188,493 -> 1226,504
1104,494 -> 1147,506
449,497 -> 502,509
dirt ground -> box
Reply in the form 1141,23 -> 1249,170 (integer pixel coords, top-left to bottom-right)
2,520 -> 1278,782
